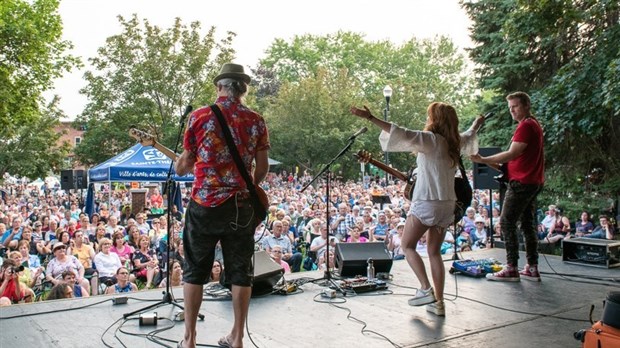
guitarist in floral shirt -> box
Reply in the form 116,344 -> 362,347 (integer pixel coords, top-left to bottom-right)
175,63 -> 270,348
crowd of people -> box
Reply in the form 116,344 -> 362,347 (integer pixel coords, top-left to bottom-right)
1,167 -> 615,306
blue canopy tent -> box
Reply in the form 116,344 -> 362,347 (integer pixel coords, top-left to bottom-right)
89,143 -> 194,183
86,143 -> 193,217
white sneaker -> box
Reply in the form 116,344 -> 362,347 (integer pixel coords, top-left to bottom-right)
426,301 -> 445,316
408,287 -> 436,306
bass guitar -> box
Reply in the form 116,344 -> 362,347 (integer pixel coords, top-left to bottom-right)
354,150 -> 416,200
129,128 -> 269,208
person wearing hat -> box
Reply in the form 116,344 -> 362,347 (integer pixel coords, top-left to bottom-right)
45,242 -> 90,294
175,63 -> 270,348
471,216 -> 488,250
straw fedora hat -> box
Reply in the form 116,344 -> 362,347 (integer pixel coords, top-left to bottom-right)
213,63 -> 251,85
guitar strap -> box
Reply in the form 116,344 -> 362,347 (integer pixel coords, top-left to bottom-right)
210,104 -> 261,201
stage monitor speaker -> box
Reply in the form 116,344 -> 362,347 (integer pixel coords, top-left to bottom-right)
335,242 -> 392,277
473,147 -> 502,190
252,250 -> 284,297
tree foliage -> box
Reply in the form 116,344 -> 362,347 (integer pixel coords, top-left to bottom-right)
0,0 -> 79,178
74,15 -> 236,166
257,32 -> 477,177
462,0 -> 620,212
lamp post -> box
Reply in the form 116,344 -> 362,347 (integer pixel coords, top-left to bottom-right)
382,85 -> 392,185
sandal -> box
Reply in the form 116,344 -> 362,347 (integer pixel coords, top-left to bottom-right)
218,335 -> 233,348
177,340 -> 184,348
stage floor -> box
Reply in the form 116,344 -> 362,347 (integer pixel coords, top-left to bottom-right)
1,248 -> 618,348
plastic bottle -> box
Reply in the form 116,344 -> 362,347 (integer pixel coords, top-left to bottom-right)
367,258 -> 375,280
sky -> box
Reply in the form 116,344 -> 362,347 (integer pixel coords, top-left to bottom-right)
51,0 -> 473,118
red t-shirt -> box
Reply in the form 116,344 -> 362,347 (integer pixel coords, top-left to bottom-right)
1,278 -> 22,302
183,96 -> 270,207
507,118 -> 544,184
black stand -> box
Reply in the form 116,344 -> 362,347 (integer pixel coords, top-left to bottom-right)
451,222 -> 462,261
372,195 -> 391,211
123,105 -> 203,320
301,135 -> 359,290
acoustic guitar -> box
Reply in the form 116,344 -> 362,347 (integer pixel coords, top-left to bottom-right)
128,128 -> 269,209
354,150 -> 416,200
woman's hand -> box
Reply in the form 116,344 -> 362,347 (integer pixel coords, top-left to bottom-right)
470,154 -> 484,163
350,106 -> 373,120
472,114 -> 485,131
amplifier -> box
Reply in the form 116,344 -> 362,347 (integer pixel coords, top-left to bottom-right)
562,238 -> 620,268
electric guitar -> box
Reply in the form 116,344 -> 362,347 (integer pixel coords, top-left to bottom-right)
354,150 -> 416,200
489,162 -> 508,186
129,128 -> 269,208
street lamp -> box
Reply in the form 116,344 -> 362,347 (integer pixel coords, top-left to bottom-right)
382,85 -> 392,185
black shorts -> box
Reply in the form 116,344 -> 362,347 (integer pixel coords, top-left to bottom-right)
183,197 -> 255,286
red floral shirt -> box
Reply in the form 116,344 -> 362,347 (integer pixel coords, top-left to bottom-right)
184,96 -> 270,207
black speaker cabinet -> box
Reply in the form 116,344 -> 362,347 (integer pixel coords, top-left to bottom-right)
473,147 -> 502,190
562,238 -> 620,268
60,170 -> 75,190
252,250 -> 284,297
74,170 -> 87,189
335,242 -> 393,277
60,169 -> 88,190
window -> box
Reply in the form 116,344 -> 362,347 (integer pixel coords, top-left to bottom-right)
75,137 -> 81,145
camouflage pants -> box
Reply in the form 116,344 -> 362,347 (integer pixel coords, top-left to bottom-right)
500,181 -> 543,266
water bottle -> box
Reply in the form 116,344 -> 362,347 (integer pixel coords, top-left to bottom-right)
367,258 -> 375,280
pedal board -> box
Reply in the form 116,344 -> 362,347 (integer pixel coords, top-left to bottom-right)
450,258 -> 503,277
348,280 -> 388,293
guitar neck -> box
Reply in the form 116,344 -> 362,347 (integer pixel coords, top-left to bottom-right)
152,142 -> 178,162
366,158 -> 408,182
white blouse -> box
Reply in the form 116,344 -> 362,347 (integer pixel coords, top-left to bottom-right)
379,124 -> 478,202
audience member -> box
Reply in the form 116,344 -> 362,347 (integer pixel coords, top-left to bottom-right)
159,260 -> 183,288
61,271 -> 89,298
46,283 -> 73,300
262,220 -> 302,272
574,211 -> 595,237
583,215 -> 615,240
541,208 -> 570,244
94,237 -> 123,287
270,245 -> 291,274
132,235 -> 160,288
45,242 -> 90,294
105,267 -> 138,294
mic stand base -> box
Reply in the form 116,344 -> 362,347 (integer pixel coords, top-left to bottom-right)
122,291 -> 203,320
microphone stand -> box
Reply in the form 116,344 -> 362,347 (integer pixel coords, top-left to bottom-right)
301,134 -> 361,291
124,105 -> 204,320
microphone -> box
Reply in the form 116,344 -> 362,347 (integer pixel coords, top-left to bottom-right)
483,112 -> 495,120
180,105 -> 193,125
347,127 -> 368,141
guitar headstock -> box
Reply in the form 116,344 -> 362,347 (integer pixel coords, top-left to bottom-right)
355,150 -> 373,163
129,128 -> 156,147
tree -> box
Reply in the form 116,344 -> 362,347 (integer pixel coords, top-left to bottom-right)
462,0 -> 620,215
257,32 -> 477,177
0,0 -> 79,178
75,15 -> 236,166
0,97 -> 70,178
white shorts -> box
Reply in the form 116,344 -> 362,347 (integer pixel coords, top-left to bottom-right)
408,200 -> 456,228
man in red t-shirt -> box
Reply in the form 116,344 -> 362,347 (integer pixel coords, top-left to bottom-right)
471,91 -> 544,282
